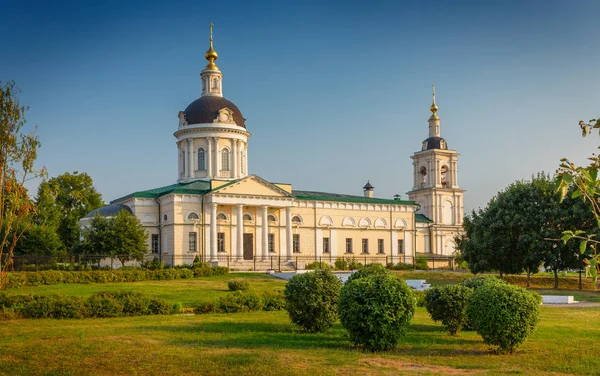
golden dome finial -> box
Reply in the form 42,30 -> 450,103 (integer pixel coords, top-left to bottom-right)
430,83 -> 439,120
204,23 -> 219,71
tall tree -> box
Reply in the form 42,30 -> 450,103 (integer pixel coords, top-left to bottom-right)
35,171 -> 103,251
0,81 -> 44,288
80,210 -> 148,267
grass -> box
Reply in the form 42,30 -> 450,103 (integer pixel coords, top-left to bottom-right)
2,271 -> 599,375
4,273 -> 286,308
0,307 -> 598,375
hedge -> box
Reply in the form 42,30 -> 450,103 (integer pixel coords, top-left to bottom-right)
3,263 -> 229,289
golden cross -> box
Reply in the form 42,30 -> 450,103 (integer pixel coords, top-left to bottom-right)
209,23 -> 214,43
432,83 -> 436,96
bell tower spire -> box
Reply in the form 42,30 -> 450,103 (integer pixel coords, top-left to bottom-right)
428,84 -> 440,137
200,23 -> 223,97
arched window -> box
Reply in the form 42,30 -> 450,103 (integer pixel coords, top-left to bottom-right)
443,200 -> 454,225
420,166 -> 427,187
441,165 -> 449,188
197,148 -> 206,171
182,151 -> 186,173
187,212 -> 199,221
221,148 -> 230,171
291,215 -> 302,224
342,217 -> 355,227
243,214 -> 253,221
212,77 -> 219,89
268,214 -> 277,222
216,213 -> 228,221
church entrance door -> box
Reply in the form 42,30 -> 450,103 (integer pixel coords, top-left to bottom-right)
243,233 -> 254,260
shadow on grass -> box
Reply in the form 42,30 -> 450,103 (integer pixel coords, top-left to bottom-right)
138,319 -> 484,355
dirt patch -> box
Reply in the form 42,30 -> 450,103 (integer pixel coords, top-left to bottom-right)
360,357 -> 486,375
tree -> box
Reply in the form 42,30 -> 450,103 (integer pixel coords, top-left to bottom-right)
0,81 -> 44,288
460,174 -> 591,287
80,210 -> 148,267
556,116 -> 600,288
35,171 -> 103,252
13,224 -> 64,256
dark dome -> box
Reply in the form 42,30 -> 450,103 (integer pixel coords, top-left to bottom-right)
184,96 -> 246,128
84,204 -> 133,218
422,136 -> 448,151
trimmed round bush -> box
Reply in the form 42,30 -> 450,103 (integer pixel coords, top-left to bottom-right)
466,283 -> 542,353
22,295 -> 86,319
424,285 -> 472,335
339,274 -> 415,351
85,294 -> 124,318
345,263 -> 388,284
227,278 -> 250,291
217,291 -> 263,313
413,290 -> 426,308
284,269 -> 342,332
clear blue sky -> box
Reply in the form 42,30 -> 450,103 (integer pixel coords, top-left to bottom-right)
2,0 -> 599,212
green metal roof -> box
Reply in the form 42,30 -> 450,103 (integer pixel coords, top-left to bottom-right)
110,180 -> 211,204
292,190 -> 416,205
416,214 -> 433,223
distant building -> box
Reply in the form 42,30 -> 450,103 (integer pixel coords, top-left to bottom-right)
81,26 -> 464,269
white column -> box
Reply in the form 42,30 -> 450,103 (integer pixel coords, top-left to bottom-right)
184,139 -> 189,179
177,142 -> 182,178
285,207 -> 292,259
207,137 -> 213,178
232,140 -> 238,179
213,137 -> 220,178
236,204 -> 243,259
188,138 -> 194,178
244,142 -> 248,175
210,203 -> 217,261
261,205 -> 268,259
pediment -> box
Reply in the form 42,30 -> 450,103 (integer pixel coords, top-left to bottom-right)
213,107 -> 237,125
212,175 -> 292,197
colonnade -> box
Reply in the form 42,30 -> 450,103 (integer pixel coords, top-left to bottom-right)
179,137 -> 248,180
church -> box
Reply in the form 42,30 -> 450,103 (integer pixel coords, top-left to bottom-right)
82,26 -> 464,269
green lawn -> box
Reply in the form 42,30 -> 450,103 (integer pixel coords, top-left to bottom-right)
2,271 -> 599,375
4,273 -> 287,308
0,307 -> 598,375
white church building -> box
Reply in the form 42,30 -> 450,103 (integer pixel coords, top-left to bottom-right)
82,27 -> 464,269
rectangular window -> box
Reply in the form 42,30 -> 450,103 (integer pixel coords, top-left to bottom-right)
362,239 -> 369,254
345,238 -> 353,254
293,234 -> 300,253
398,239 -> 404,254
323,237 -> 330,254
378,239 -> 384,254
188,232 -> 197,253
217,232 -> 225,253
151,234 -> 159,254
268,233 -> 275,253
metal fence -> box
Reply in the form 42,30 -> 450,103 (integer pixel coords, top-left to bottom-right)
2,253 -> 454,272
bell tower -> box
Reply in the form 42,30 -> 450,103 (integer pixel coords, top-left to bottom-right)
407,85 -> 464,255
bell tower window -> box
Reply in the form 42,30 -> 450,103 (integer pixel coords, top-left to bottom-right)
441,165 -> 449,188
420,167 -> 427,188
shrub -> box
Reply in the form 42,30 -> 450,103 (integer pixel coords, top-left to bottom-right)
415,257 -> 429,270
227,278 -> 250,291
348,260 -> 363,270
466,284 -> 542,353
424,285 -> 472,335
334,259 -> 348,270
284,269 -> 342,332
194,301 -> 216,314
23,295 -> 87,319
148,298 -> 175,315
339,274 -> 415,351
413,290 -> 426,307
389,262 -> 414,271
262,290 -> 285,311
459,275 -> 506,290
172,302 -> 183,313
110,291 -> 151,316
346,263 -> 388,284
85,293 -> 124,318
216,291 -> 262,313
305,261 -> 332,270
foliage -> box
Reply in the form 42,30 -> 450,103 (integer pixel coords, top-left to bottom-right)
80,210 -> 148,267
346,263 -> 388,284
13,224 -> 65,255
388,262 -> 414,271
415,257 -> 429,270
35,172 -> 103,252
424,285 -> 472,335
194,301 -> 216,314
338,273 -> 415,351
305,261 -> 332,270
4,266 -> 228,289
216,290 -> 262,313
334,259 -> 348,270
466,283 -> 541,353
261,290 -> 285,311
459,275 -> 506,290
227,278 -> 250,291
413,290 -> 426,307
0,81 -> 45,288
284,269 -> 342,332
